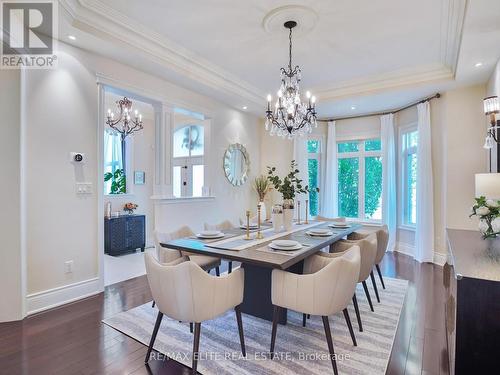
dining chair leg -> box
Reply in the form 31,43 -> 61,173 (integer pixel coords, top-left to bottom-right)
352,294 -> 363,332
307,314 -> 311,319
190,322 -> 193,333
376,264 -> 386,289
228,261 -> 233,274
321,316 -> 338,375
362,281 -> 374,312
270,305 -> 280,358
235,305 -> 246,356
302,313 -> 307,327
370,271 -> 381,303
151,300 -> 155,308
215,266 -> 220,277
144,312 -> 163,363
192,322 -> 201,374
343,308 -> 357,346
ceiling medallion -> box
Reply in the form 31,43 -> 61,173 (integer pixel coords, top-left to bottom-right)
265,21 -> 317,138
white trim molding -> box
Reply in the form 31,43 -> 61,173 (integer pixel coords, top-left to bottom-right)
395,241 -> 446,266
26,277 -> 101,316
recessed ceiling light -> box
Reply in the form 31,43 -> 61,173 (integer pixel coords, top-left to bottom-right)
351,105 -> 356,110
475,62 -> 483,68
242,106 -> 247,110
68,35 -> 76,41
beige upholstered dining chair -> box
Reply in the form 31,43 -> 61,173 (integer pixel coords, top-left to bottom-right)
204,220 -> 235,273
348,225 -> 389,290
155,226 -> 221,275
270,246 -> 361,375
144,254 -> 246,374
330,234 -> 378,332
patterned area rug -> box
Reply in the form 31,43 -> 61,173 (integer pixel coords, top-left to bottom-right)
103,277 -> 408,374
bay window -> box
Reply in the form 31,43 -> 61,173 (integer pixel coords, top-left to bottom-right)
307,139 -> 322,216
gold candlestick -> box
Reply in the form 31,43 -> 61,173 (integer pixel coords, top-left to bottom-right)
305,199 -> 309,224
244,210 -> 251,240
297,200 -> 301,225
256,204 -> 264,239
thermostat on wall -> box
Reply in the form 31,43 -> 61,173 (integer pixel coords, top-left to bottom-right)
70,152 -> 85,163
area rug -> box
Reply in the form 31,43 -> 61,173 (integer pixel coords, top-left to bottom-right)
103,277 -> 408,374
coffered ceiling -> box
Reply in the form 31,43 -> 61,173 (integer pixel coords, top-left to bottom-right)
59,0 -> 500,118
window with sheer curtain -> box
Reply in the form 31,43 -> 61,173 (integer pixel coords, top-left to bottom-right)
307,138 -> 322,216
172,118 -> 205,198
337,139 -> 383,220
104,130 -> 126,194
401,128 -> 418,226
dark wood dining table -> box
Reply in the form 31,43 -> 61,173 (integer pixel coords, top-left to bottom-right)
161,221 -> 361,324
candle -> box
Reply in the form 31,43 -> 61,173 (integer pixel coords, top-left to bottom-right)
244,210 -> 251,240
256,204 -> 264,239
297,200 -> 301,225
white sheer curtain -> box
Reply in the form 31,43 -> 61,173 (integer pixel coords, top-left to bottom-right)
293,135 -> 309,218
415,102 -> 434,262
381,114 -> 397,251
320,121 -> 338,217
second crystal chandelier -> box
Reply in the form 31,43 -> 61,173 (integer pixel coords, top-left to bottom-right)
265,20 -> 317,138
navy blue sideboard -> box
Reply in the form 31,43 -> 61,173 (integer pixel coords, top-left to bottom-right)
104,214 -> 145,256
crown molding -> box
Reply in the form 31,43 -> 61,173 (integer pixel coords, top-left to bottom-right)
59,0 -> 266,106
314,64 -> 453,101
59,0 -> 467,106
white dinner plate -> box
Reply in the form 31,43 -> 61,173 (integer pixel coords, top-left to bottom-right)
240,224 -> 258,229
196,232 -> 225,239
306,230 -> 333,237
328,223 -> 351,228
272,240 -> 298,248
200,230 -> 222,237
269,243 -> 303,251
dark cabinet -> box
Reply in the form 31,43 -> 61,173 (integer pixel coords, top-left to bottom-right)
446,229 -> 500,375
105,214 -> 145,256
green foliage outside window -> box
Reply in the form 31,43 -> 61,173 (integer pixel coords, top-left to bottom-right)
338,158 -> 359,217
364,156 -> 383,219
338,141 -> 359,153
308,159 -> 319,216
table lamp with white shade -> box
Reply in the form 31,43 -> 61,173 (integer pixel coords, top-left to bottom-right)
475,173 -> 500,199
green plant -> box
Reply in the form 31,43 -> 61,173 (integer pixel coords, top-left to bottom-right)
470,196 -> 500,239
267,160 -> 308,201
104,168 -> 126,194
253,175 -> 271,201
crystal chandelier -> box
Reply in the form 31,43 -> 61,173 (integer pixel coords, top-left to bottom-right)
265,21 -> 317,139
106,97 -> 144,141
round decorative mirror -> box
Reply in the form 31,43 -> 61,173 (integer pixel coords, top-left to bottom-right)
223,143 -> 250,186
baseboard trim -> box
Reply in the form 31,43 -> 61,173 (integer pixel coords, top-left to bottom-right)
26,277 -> 102,316
395,241 -> 446,266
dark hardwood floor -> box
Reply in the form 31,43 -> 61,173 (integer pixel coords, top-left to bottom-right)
0,252 -> 448,375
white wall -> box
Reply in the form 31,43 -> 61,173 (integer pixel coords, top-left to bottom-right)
17,41 -> 260,317
487,59 -> 500,96
0,70 -> 24,321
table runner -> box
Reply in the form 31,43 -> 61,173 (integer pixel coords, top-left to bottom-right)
205,221 -> 323,251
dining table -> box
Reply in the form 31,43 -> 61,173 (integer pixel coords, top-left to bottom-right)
161,221 -> 362,325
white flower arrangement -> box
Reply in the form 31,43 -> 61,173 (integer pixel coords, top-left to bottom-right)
470,196 -> 500,239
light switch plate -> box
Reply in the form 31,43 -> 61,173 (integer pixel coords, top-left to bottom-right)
76,182 -> 92,195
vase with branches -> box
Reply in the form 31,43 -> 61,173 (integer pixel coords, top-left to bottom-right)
267,161 -> 308,230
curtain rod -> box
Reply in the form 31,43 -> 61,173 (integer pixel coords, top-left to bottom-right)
318,93 -> 441,122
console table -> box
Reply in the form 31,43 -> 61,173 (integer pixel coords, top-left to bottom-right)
105,214 -> 145,256
445,229 -> 500,375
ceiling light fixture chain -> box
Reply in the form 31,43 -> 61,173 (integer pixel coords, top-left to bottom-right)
265,20 -> 317,139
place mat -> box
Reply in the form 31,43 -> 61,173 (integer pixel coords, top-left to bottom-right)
205,222 -> 323,251
253,243 -> 313,257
